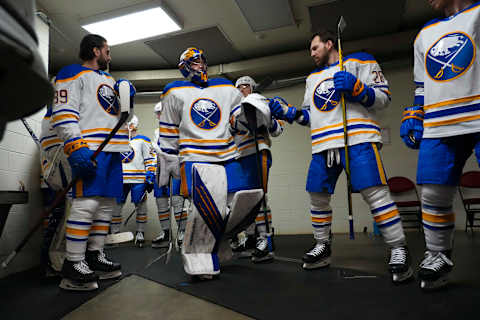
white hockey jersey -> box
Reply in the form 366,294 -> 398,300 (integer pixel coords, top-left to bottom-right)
414,2 -> 480,138
159,78 -> 243,162
121,135 -> 155,183
52,64 -> 130,155
233,117 -> 285,158
302,52 -> 391,154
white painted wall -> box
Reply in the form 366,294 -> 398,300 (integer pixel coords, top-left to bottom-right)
0,16 -> 50,278
130,63 -> 479,239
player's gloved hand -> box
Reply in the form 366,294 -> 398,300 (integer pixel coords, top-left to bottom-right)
145,171 -> 155,193
400,105 -> 424,149
114,78 -> 136,109
67,147 -> 96,179
333,71 -> 375,107
268,96 -> 297,124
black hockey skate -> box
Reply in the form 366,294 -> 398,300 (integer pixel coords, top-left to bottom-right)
231,232 -> 255,258
251,234 -> 274,263
388,246 -> 413,283
135,231 -> 145,248
152,230 -> 170,248
59,259 -> 98,291
302,242 -> 331,270
419,251 -> 453,290
85,249 -> 122,280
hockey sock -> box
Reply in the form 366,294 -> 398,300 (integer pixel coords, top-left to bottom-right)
156,196 -> 170,231
110,202 -> 123,234
421,184 -> 456,252
88,197 -> 115,251
135,200 -> 148,232
66,197 -> 97,262
361,185 -> 405,247
309,192 -> 332,243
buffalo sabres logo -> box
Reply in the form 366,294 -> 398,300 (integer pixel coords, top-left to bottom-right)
97,84 -> 119,116
313,78 -> 339,112
426,32 -> 475,82
190,98 -> 221,130
121,149 -> 135,163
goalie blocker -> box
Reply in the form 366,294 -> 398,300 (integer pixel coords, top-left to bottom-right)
182,163 -> 263,276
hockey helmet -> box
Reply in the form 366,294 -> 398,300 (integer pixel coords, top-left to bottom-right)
178,47 -> 208,85
154,101 -> 163,114
235,76 -> 257,89
127,115 -> 139,130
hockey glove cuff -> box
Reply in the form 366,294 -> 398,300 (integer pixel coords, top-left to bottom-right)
400,105 -> 424,149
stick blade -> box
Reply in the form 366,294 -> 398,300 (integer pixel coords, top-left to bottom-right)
105,232 -> 133,244
337,16 -> 347,34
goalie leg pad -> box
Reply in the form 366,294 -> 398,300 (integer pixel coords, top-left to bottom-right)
182,164 -> 227,276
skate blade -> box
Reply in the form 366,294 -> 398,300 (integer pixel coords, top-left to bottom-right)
136,242 -> 145,248
252,252 -> 275,264
420,276 -> 449,290
302,258 -> 331,270
98,270 -> 122,280
59,279 -> 98,291
392,267 -> 414,283
195,274 -> 214,281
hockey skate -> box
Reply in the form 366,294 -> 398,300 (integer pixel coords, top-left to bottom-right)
419,251 -> 453,290
59,260 -> 99,291
176,230 -> 184,248
231,232 -> 255,258
152,230 -> 170,248
251,234 -> 274,263
85,249 -> 122,280
388,246 -> 413,283
135,231 -> 145,248
302,242 -> 331,270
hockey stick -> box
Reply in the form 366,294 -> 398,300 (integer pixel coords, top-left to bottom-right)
2,83 -> 132,269
174,197 -> 187,252
144,176 -> 174,269
21,118 -> 41,148
337,16 -> 355,240
243,103 -> 272,251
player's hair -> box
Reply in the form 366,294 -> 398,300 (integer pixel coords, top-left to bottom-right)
310,29 -> 338,50
79,34 -> 107,61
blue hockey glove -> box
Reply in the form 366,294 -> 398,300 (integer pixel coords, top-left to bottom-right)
67,146 -> 96,179
333,71 -> 375,107
145,171 -> 155,193
400,105 -> 424,149
268,96 -> 297,124
114,78 -> 136,109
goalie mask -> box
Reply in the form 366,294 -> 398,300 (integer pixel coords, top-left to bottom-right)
178,47 -> 208,85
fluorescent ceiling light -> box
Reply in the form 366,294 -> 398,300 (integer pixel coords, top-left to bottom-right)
82,7 -> 181,46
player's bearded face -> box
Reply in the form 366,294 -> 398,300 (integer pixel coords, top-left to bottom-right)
310,36 -> 330,67
97,44 -> 111,71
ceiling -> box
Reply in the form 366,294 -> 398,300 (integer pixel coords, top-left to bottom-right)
37,0 -> 439,91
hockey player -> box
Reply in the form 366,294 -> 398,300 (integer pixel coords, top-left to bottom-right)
151,102 -> 186,249
112,115 -> 155,248
401,0 -> 478,289
158,47 -> 264,279
269,30 -> 412,283
52,34 -> 135,290
232,75 -> 285,262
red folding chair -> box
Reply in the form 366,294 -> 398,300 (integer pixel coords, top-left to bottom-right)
387,176 -> 422,230
458,171 -> 480,233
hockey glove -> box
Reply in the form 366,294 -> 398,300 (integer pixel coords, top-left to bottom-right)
67,146 -> 96,179
114,78 -> 136,109
400,105 -> 424,149
333,71 -> 375,107
145,171 -> 155,193
268,96 -> 297,124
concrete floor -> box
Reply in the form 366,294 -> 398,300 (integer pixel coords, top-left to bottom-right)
63,275 -> 252,320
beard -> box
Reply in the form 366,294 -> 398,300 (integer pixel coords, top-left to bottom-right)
98,56 -> 109,71
315,54 -> 329,68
